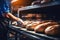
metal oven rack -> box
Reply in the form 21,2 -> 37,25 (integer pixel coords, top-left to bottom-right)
8,25 -> 60,40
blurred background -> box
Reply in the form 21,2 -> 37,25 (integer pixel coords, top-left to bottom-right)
11,0 -> 35,11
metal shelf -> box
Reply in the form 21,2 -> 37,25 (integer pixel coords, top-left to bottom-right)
18,1 -> 60,11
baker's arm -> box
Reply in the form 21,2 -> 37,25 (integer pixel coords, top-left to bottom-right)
4,13 -> 25,25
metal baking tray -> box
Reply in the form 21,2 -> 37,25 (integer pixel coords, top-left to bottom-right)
8,25 -> 60,40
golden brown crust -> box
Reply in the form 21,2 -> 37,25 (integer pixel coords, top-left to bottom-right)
45,25 -> 60,35
34,21 -> 58,33
26,21 -> 40,30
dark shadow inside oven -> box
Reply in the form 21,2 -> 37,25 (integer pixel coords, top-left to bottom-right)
19,5 -> 60,23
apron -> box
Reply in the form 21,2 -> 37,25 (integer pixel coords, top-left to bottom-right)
0,16 -> 9,40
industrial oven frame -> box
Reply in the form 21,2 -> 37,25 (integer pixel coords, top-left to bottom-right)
8,1 -> 60,40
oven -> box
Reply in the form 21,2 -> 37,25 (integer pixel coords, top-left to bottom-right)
8,1 -> 60,40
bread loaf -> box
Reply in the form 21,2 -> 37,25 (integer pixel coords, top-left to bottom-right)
26,20 -> 47,30
45,25 -> 60,35
22,21 -> 33,28
34,21 -> 58,33
26,21 -> 40,30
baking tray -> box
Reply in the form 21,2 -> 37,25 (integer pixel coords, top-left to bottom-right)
8,25 -> 60,40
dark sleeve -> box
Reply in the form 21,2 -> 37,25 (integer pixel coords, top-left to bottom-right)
3,0 -> 11,13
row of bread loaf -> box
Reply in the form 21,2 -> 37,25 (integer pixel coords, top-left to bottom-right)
23,20 -> 60,35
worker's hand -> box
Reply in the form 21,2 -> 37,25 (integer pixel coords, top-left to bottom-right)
17,18 -> 26,27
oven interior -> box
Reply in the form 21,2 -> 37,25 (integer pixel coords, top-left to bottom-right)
10,4 -> 60,40
19,5 -> 60,22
